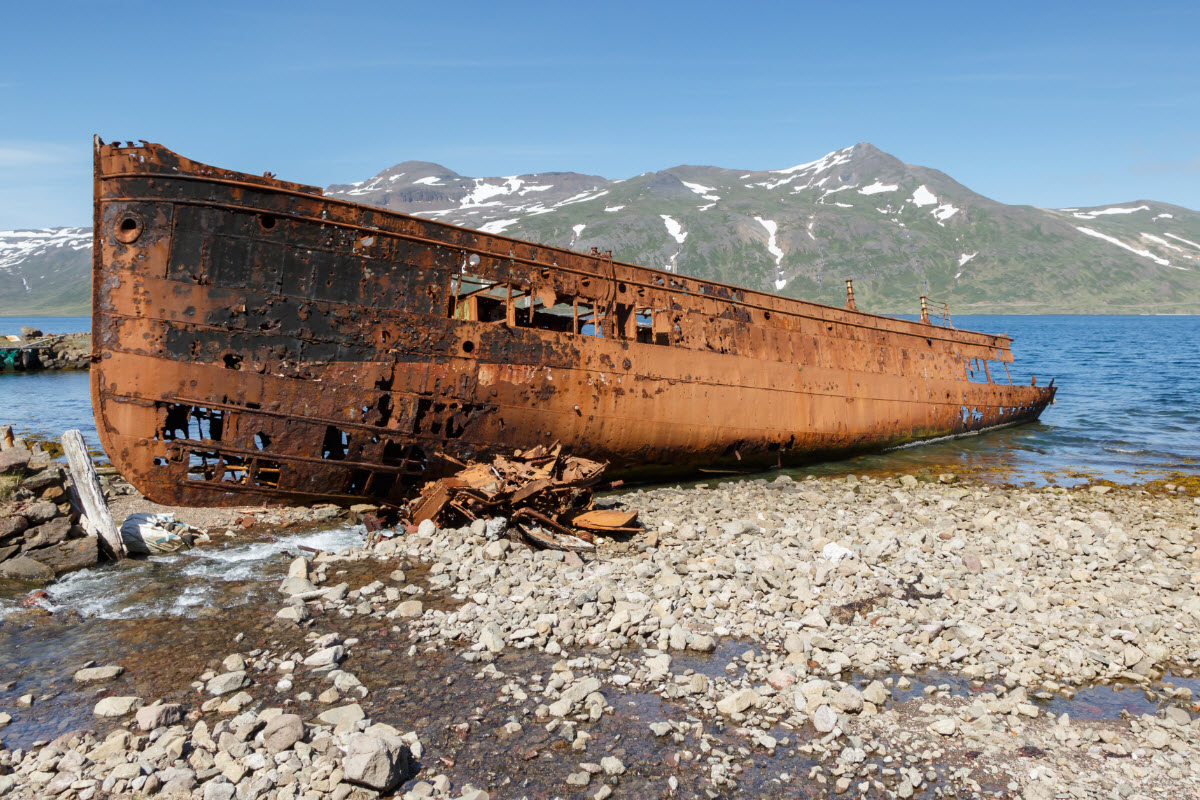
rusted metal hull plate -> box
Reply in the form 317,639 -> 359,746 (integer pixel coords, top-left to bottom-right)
91,139 -> 1057,507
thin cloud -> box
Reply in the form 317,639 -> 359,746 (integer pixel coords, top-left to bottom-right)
0,143 -> 73,168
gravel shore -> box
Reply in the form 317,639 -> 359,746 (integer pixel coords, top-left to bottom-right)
1,474 -> 1197,799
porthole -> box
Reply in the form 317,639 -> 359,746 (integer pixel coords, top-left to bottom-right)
114,213 -> 143,244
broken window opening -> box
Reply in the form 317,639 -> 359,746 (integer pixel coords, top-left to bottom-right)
250,458 -> 281,488
633,309 -> 671,346
346,469 -> 370,495
575,301 -> 606,338
367,472 -> 397,497
254,432 -> 271,451
185,449 -> 243,483
322,425 -> 350,460
450,274 -> 508,323
156,404 -> 224,442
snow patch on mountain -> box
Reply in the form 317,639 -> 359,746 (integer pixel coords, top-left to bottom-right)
557,189 -> 609,207
934,204 -> 959,223
478,219 -> 518,234
773,147 -> 854,176
0,228 -> 92,272
1165,233 -> 1200,251
859,182 -> 899,195
661,215 -> 687,271
1072,205 -> 1150,219
955,252 -> 978,280
754,217 -> 786,289
570,224 -> 586,246
911,185 -> 937,207
1140,233 -> 1185,252
1076,226 -> 1175,267
661,216 -> 687,245
681,181 -> 720,201
412,176 -> 443,186
603,205 -> 625,213
460,178 -> 524,207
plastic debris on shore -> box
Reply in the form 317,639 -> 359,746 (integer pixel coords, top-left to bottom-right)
119,512 -> 208,555
407,443 -> 639,552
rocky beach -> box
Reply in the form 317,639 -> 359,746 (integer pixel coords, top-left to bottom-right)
0,466 -> 1197,800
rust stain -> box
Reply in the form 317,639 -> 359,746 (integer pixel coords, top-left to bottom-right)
91,138 -> 1057,508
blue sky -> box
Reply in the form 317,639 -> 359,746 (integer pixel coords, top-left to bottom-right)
2,0 -> 1197,227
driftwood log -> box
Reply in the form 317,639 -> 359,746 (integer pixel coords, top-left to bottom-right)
62,429 -> 126,559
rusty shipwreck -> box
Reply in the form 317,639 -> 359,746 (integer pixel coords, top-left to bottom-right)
92,139 -> 1057,507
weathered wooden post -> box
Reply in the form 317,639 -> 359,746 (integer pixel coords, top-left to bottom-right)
62,429 -> 126,560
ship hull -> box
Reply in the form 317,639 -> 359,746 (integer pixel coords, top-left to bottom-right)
92,140 -> 1056,507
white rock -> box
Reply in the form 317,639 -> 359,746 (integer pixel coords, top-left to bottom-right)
927,717 -> 957,736
303,645 -> 345,667
716,688 -> 760,715
812,704 -> 837,733
94,696 -> 143,717
73,665 -> 124,683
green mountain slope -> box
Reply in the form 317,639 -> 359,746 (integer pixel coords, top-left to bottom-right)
5,144 -> 1200,316
0,228 -> 91,316
328,143 -> 1200,314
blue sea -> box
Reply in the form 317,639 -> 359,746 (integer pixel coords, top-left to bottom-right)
1,314 -> 1197,485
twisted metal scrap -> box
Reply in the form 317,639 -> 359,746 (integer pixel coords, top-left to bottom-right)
408,443 -> 639,551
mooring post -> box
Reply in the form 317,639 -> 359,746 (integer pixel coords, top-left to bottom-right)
845,279 -> 857,311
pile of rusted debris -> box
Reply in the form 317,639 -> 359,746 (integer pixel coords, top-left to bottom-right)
407,444 -> 639,551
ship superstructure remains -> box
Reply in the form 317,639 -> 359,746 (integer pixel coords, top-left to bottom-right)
92,140 -> 1056,507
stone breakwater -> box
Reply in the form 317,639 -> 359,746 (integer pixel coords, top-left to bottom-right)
0,332 -> 90,373
0,474 -> 1197,799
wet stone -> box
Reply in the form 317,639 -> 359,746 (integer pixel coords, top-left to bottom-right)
93,696 -> 143,717
73,665 -> 124,683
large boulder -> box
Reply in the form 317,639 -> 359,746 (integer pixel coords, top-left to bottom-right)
22,517 -> 72,550
94,696 -> 143,717
26,536 -> 98,576
0,555 -> 54,582
315,703 -> 364,729
74,665 -> 124,683
20,467 -> 63,494
205,671 -> 251,696
342,733 -> 413,792
0,448 -> 31,475
136,702 -> 184,731
22,502 -> 58,525
0,516 -> 29,541
262,713 -> 305,753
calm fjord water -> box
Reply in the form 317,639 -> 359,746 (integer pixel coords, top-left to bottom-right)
1,315 -> 1196,485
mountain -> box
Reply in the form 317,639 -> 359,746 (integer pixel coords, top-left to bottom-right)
327,143 -> 1200,314
0,228 -> 91,316
5,144 -> 1200,317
